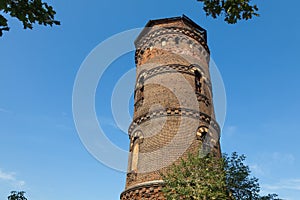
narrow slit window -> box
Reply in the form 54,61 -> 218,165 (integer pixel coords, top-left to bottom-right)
195,70 -> 202,94
161,38 -> 166,46
175,37 -> 180,45
135,76 -> 144,109
130,131 -> 143,172
140,86 -> 144,98
131,138 -> 139,172
188,40 -> 193,48
139,76 -> 144,101
149,43 -> 153,51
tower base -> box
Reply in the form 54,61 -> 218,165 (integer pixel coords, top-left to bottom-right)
120,181 -> 165,200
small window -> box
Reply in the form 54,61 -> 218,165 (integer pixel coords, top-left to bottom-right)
195,70 -> 202,93
140,85 -> 144,99
188,40 -> 193,48
130,131 -> 143,172
135,86 -> 144,105
175,37 -> 180,45
134,76 -> 145,109
196,126 -> 208,141
149,43 -> 153,51
199,46 -> 203,53
161,38 -> 166,46
131,139 -> 139,171
139,76 -> 144,85
139,77 -> 144,100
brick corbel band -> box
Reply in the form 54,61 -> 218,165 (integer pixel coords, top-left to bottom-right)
128,107 -> 220,136
135,63 -> 212,90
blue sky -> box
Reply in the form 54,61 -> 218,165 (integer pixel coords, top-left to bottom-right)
1,0 -> 300,199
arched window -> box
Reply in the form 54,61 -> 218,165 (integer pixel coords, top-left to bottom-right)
201,136 -> 211,155
197,126 -> 211,156
134,76 -> 144,109
175,37 -> 180,45
140,84 -> 144,99
131,138 -> 139,172
149,43 -> 153,51
194,70 -> 202,94
129,130 -> 143,172
196,126 -> 208,141
139,75 -> 144,85
161,38 -> 166,46
188,40 -> 193,48
136,85 -> 144,103
203,82 -> 212,99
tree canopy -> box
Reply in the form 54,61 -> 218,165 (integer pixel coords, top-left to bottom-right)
0,0 -> 60,36
162,152 -> 281,200
162,153 -> 229,199
198,0 -> 259,24
8,191 -> 28,200
0,0 -> 259,37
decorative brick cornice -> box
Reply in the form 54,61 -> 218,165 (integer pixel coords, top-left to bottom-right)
136,64 -> 212,89
135,26 -> 209,53
135,27 -> 210,64
129,108 -> 220,136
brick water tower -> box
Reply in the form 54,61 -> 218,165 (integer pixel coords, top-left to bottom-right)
120,15 -> 221,199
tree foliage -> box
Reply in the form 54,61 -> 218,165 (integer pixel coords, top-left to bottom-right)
8,191 -> 27,200
259,194 -> 282,200
162,153 -> 229,199
224,152 -> 260,199
162,152 -> 281,200
224,152 -> 281,200
0,0 -> 259,37
197,0 -> 259,24
0,0 -> 60,36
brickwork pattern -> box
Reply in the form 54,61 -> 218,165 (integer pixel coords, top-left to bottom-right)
133,69 -> 214,122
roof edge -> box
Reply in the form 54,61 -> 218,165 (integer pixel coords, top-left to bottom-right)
134,15 -> 207,46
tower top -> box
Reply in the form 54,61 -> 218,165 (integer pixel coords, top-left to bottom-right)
135,15 -> 207,46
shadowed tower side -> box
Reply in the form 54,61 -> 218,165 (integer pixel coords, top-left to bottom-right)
120,15 -> 221,200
